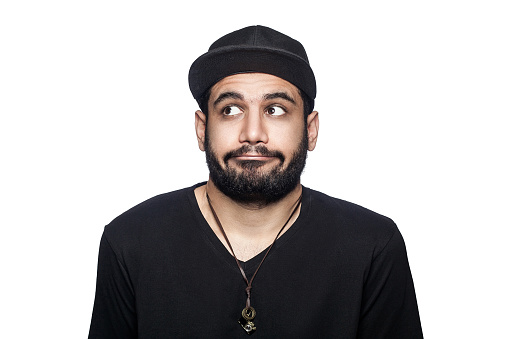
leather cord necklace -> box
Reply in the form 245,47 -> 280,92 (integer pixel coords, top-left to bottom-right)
206,193 -> 302,335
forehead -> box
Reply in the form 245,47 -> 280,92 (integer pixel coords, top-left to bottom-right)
209,73 -> 302,102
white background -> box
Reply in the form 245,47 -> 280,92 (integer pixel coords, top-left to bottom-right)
1,1 -> 507,337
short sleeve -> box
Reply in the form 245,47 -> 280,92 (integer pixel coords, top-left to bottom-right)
357,228 -> 423,338
88,233 -> 137,339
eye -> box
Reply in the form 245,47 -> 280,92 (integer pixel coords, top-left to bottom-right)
223,105 -> 243,116
266,106 -> 285,116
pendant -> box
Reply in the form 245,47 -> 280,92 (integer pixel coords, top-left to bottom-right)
238,306 -> 256,335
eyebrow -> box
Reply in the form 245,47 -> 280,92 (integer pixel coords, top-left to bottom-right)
212,91 -> 244,108
212,90 -> 297,108
263,92 -> 297,105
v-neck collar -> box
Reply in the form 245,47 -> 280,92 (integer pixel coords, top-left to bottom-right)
186,182 -> 310,274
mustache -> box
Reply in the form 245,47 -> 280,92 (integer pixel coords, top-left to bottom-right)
224,145 -> 285,162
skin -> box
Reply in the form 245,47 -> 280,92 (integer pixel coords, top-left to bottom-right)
194,73 -> 319,261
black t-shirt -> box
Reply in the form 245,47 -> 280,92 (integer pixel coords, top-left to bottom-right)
89,184 -> 423,338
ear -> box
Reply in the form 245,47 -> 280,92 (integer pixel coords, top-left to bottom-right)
195,110 -> 207,152
306,111 -> 319,151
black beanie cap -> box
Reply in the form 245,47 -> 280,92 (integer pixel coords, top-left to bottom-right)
188,25 -> 316,110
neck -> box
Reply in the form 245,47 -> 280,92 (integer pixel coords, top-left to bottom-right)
204,179 -> 302,228
195,179 -> 303,261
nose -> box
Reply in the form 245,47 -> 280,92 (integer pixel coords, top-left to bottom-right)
239,111 -> 268,145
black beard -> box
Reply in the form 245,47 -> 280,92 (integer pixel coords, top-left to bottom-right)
205,131 -> 308,205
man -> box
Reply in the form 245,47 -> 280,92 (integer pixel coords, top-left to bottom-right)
89,25 -> 423,338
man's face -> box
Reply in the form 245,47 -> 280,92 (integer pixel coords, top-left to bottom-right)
197,73 -> 317,204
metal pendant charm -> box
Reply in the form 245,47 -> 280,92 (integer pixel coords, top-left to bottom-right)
238,306 -> 256,335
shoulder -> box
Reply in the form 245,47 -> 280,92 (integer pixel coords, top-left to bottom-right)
305,187 -> 395,230
102,184 -> 201,253
303,187 -> 399,255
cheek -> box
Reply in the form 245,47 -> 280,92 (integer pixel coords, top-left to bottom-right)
206,124 -> 237,155
270,124 -> 305,150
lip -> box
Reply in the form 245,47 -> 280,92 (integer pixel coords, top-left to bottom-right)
232,154 -> 276,161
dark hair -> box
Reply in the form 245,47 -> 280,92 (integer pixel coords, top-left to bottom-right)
198,87 -> 314,120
